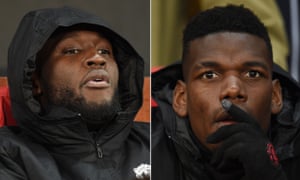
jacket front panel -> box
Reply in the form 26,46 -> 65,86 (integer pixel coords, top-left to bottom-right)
0,123 -> 149,180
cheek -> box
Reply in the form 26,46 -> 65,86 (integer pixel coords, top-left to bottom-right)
42,61 -> 79,90
187,83 -> 219,119
248,87 -> 273,131
113,66 -> 119,84
108,62 -> 119,87
187,84 -> 220,149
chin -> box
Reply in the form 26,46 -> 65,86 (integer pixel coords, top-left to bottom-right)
207,143 -> 221,152
85,96 -> 113,104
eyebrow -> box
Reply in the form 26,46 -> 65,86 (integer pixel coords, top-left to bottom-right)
242,61 -> 269,71
194,61 -> 220,69
194,60 -> 270,70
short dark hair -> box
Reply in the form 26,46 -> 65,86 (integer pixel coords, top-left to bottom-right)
182,5 -> 272,78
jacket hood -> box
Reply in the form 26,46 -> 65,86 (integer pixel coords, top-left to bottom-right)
8,6 -> 144,126
152,62 -> 300,161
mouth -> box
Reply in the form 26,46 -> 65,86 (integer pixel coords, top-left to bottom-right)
214,112 -> 237,125
82,70 -> 111,88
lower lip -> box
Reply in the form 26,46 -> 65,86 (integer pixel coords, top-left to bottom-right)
85,80 -> 110,88
216,121 -> 237,127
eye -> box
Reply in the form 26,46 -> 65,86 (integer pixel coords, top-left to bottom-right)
245,70 -> 262,78
63,48 -> 81,55
201,71 -> 218,79
97,49 -> 111,55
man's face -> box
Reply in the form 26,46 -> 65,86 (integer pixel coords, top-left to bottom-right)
173,32 -> 282,151
34,30 -> 120,123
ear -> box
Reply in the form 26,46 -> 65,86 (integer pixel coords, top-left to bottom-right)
173,80 -> 188,117
271,79 -> 283,114
32,72 -> 42,97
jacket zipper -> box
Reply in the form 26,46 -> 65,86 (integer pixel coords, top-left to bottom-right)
95,143 -> 103,159
77,113 -> 104,159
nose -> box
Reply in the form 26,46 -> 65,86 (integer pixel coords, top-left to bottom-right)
220,75 -> 247,102
84,50 -> 106,68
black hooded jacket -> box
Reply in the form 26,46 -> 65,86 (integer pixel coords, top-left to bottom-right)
152,62 -> 300,180
0,7 -> 149,180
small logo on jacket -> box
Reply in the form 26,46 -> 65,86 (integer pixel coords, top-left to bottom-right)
266,143 -> 279,166
133,163 -> 150,179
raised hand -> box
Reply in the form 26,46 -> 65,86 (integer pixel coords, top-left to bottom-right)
206,99 -> 287,180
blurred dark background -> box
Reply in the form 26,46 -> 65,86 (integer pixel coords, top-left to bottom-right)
0,0 -> 150,76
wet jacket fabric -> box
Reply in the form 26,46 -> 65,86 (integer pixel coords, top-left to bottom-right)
152,62 -> 300,180
0,6 -> 149,180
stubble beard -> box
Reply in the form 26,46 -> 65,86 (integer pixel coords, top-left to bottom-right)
43,84 -> 121,127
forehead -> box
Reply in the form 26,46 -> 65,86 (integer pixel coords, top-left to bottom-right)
183,32 -> 272,75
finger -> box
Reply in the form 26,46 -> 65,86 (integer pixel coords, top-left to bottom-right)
221,99 -> 258,126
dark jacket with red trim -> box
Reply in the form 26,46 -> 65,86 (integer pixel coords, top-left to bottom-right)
0,6 -> 149,180
151,62 -> 300,180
